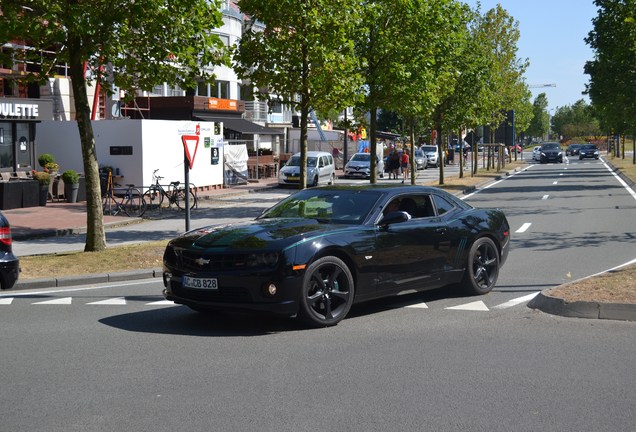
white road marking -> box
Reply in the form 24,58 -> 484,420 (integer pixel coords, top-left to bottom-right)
33,297 -> 72,305
552,181 -> 558,185
0,297 -> 14,305
493,293 -> 539,309
146,300 -> 176,306
446,301 -> 489,311
87,297 -> 127,305
406,302 -> 429,309
542,195 -> 549,200
516,223 -> 532,233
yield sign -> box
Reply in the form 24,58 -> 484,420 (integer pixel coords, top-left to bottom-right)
181,135 -> 199,169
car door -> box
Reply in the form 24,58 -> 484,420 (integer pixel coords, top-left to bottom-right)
371,194 -> 449,297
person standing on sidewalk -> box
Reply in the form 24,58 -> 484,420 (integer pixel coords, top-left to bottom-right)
400,149 -> 410,183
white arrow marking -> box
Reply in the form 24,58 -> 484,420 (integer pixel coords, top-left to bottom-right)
33,297 -> 72,305
146,300 -> 176,306
542,195 -> 549,200
0,297 -> 14,305
516,223 -> 532,233
406,302 -> 429,309
87,297 -> 127,305
446,301 -> 489,311
494,293 -> 539,309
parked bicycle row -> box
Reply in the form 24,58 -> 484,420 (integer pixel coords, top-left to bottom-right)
101,169 -> 197,217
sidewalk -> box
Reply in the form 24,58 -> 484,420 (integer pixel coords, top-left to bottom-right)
4,177 -> 279,241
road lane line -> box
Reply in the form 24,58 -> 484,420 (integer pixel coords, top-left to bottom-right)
0,297 -> 14,305
516,223 -> 531,233
542,195 -> 549,200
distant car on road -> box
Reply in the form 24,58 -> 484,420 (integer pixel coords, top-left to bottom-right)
566,144 -> 583,156
162,185 -> 510,327
344,152 -> 385,179
0,211 -> 19,290
540,142 -> 563,164
578,144 -> 600,160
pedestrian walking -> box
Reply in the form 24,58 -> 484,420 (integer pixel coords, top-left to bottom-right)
400,149 -> 410,183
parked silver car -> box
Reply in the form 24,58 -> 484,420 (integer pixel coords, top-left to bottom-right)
344,153 -> 385,179
278,151 -> 336,187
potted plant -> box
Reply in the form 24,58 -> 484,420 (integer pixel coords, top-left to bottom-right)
32,171 -> 51,206
61,169 -> 80,203
38,154 -> 58,172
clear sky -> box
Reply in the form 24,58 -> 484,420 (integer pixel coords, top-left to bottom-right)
465,0 -> 598,112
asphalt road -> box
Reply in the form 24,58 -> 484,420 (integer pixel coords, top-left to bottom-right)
2,157 -> 635,431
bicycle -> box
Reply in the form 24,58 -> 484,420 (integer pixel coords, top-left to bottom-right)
102,172 -> 146,217
142,169 -> 197,211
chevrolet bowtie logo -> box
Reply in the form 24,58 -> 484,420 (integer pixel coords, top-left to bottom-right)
195,257 -> 210,266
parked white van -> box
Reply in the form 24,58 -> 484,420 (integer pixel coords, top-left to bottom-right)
278,151 -> 336,187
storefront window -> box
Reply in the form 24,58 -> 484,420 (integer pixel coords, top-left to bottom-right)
16,123 -> 34,169
0,122 -> 14,170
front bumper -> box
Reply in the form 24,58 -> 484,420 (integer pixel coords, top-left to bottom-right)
163,266 -> 301,315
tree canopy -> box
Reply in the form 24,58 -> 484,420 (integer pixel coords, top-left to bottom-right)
0,0 -> 229,251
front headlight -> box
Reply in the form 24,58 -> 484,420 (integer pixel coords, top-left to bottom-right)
246,252 -> 280,267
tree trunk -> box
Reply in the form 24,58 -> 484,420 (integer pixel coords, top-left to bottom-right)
369,105 -> 378,184
68,38 -> 107,251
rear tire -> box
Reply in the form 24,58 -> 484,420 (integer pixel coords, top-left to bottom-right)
460,237 -> 499,295
175,188 -> 196,210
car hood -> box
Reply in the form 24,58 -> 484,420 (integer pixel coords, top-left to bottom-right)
170,218 -> 350,251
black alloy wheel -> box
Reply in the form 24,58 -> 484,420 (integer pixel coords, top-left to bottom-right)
298,256 -> 354,327
461,237 -> 499,295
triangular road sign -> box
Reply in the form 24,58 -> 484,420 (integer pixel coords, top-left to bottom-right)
181,135 -> 200,169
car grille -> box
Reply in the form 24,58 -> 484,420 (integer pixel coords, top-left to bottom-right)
179,250 -> 253,271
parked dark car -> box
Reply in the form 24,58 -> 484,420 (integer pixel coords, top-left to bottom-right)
540,142 -> 563,163
566,144 -> 583,156
578,144 -> 600,160
162,185 -> 510,327
0,211 -> 20,290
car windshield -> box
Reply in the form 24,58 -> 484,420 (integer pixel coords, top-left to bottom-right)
286,156 -> 318,167
541,143 -> 560,150
415,150 -> 424,157
421,146 -> 436,152
259,188 -> 382,224
581,144 -> 597,150
350,153 -> 371,162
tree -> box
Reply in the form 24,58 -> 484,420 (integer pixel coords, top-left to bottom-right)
585,0 -> 636,163
526,93 -> 550,141
233,0 -> 363,189
551,100 -> 600,140
0,0 -> 229,251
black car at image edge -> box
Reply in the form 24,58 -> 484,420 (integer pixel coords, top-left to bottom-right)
163,185 -> 510,327
0,211 -> 20,290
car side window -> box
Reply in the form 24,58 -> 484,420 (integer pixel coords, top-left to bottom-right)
432,194 -> 455,215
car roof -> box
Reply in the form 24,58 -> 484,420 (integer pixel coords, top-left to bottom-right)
292,151 -> 332,157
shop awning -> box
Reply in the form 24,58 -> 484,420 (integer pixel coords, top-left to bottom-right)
195,115 -> 283,135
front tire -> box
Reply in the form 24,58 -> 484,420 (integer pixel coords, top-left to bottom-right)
460,237 -> 500,295
311,176 -> 318,187
297,256 -> 354,327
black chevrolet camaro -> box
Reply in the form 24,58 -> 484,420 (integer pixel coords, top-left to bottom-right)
163,185 -> 510,327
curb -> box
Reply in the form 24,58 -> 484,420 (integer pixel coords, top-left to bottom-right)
528,292 -> 636,322
10,268 -> 163,291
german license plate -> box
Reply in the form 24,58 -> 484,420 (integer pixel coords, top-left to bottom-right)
183,276 -> 218,289
288,176 -> 299,181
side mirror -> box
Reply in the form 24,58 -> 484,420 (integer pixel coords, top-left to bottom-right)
378,211 -> 411,226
